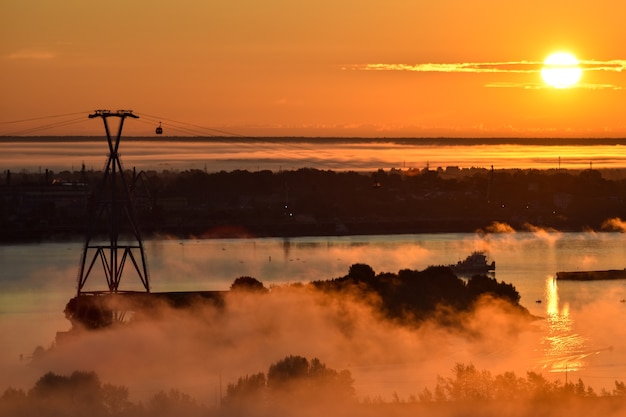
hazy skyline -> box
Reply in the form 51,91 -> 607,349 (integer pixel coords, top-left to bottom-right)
2,1 -> 626,137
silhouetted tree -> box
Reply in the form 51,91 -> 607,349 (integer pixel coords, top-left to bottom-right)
230,276 -> 268,293
430,363 -> 602,403
101,383 -> 135,415
0,387 -> 27,417
224,372 -> 267,405
467,274 -> 520,304
347,263 -> 375,282
221,355 -> 354,413
266,355 -> 355,402
148,389 -> 205,417
30,371 -> 101,403
267,355 -> 310,390
440,363 -> 493,401
313,264 -> 526,327
27,371 -> 106,416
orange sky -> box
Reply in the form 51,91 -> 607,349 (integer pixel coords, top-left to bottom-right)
1,0 -> 626,137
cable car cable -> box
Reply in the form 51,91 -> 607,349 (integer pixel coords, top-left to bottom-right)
137,113 -> 366,171
0,111 -> 90,125
4,116 -> 90,136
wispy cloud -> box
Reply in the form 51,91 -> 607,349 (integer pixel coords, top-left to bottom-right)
349,61 -> 542,74
5,49 -> 57,60
345,59 -> 626,89
580,59 -> 626,72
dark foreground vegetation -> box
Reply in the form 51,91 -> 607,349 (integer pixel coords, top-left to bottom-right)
8,266 -> 623,416
310,263 -> 525,326
52,266 -> 542,416
3,166 -> 626,241
3,360 -> 626,417
66,260 -> 527,332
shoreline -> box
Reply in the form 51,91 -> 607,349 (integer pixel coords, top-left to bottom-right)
3,135 -> 626,146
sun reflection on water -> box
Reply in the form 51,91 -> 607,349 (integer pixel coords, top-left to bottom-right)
539,276 -> 588,373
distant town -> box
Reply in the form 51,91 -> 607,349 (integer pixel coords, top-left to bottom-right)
2,165 -> 626,242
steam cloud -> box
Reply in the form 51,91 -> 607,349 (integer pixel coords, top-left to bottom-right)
602,217 -> 626,232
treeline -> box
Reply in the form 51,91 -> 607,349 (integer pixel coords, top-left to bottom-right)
232,262 -> 526,328
222,355 -> 355,411
3,166 -> 626,241
418,362 -> 626,402
0,370 -> 207,417
207,263 -> 525,327
310,263 -> 525,326
0,356 -> 352,417
3,360 -> 625,417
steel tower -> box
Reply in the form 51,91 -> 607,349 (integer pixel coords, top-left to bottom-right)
76,110 -> 150,295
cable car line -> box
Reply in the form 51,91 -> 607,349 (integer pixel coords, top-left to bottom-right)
137,112 -> 248,138
0,111 -> 90,126
1,110 -> 379,172
133,117 -> 212,137
4,116 -> 90,136
135,113 -> 348,170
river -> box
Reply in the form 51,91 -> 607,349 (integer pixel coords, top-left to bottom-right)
2,231 -> 626,397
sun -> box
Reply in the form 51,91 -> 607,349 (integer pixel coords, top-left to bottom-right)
541,52 -> 582,88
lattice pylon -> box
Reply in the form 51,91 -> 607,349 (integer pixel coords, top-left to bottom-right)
77,110 -> 150,294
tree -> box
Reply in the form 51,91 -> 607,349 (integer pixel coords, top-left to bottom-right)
30,371 -> 101,403
223,372 -> 267,406
267,355 -> 310,390
28,371 -> 105,416
101,383 -> 134,415
467,274 -> 520,304
230,276 -> 268,293
148,389 -> 205,417
0,387 -> 27,417
221,355 -> 356,410
347,263 -> 375,282
266,355 -> 355,403
440,363 -> 493,401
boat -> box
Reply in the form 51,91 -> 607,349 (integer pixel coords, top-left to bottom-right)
556,269 -> 626,281
449,251 -> 495,275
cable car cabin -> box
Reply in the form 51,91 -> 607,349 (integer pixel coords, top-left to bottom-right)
155,122 -> 163,135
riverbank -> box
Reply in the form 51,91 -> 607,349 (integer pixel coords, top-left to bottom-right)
2,166 -> 626,243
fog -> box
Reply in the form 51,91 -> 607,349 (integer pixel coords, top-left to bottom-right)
10,287 -> 529,401
602,217 -> 626,232
3,228 -> 626,415
4,139 -> 626,174
4,280 -> 626,415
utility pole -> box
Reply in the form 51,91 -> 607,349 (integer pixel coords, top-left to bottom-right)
77,110 -> 150,295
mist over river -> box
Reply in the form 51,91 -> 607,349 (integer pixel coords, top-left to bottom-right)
2,231 -> 626,401
3,137 -> 626,173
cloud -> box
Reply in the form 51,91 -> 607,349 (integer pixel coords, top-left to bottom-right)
348,61 -> 541,74
348,59 -> 626,75
581,59 -> 626,73
601,217 -> 626,232
5,49 -> 57,60
345,59 -> 626,89
479,221 -> 516,234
